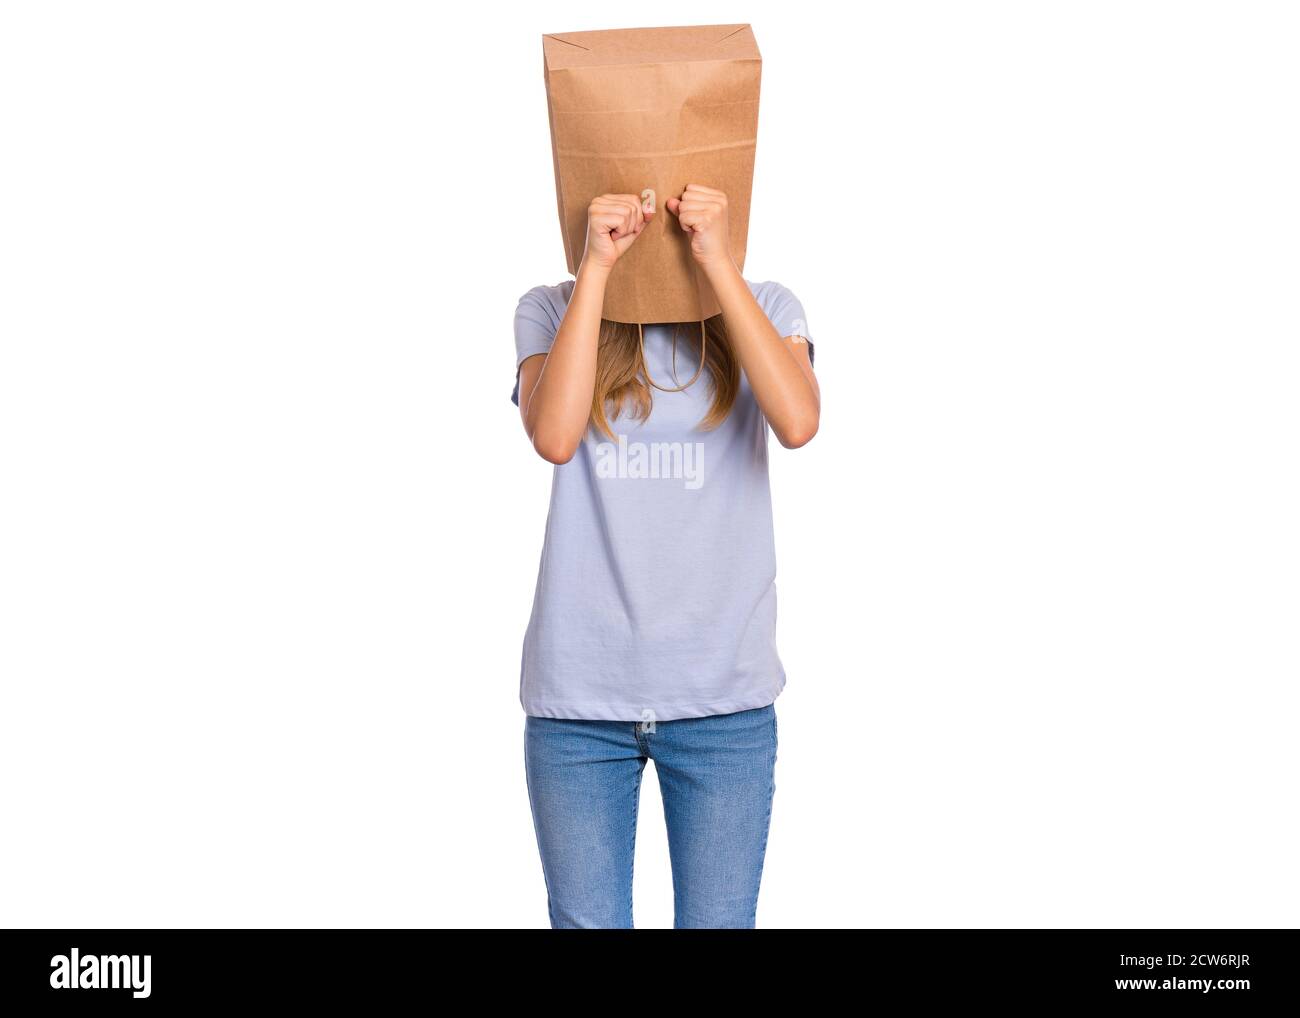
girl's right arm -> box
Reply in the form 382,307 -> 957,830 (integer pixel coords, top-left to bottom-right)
518,194 -> 651,464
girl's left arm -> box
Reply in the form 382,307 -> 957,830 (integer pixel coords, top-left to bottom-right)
667,184 -> 820,448
707,264 -> 820,448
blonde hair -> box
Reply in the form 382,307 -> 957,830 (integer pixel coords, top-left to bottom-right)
590,316 -> 739,440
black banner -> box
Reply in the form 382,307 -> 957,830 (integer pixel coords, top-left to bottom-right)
1,929 -> 1294,1007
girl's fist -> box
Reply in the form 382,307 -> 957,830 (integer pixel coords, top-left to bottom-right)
665,184 -> 732,269
582,193 -> 654,271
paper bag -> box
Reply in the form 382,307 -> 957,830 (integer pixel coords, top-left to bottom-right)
542,24 -> 762,324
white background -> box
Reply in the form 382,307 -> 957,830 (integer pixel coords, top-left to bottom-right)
2,1 -> 1297,929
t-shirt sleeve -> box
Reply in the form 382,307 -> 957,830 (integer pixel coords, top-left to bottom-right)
757,280 -> 815,367
511,284 -> 564,407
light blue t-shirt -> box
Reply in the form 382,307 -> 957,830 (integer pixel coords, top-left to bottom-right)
511,279 -> 814,721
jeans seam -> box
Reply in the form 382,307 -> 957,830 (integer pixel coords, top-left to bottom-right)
628,763 -> 643,928
633,721 -> 650,756
523,719 -> 558,928
749,707 -> 778,927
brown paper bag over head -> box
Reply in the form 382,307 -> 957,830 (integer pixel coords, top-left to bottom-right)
542,24 -> 761,324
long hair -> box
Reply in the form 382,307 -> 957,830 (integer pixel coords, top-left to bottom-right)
590,315 -> 739,439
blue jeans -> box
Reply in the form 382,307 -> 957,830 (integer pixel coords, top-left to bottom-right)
523,703 -> 778,929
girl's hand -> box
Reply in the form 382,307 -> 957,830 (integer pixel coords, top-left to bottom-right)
581,193 -> 653,271
665,184 -> 733,270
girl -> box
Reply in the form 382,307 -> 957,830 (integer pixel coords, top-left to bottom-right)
511,184 -> 819,928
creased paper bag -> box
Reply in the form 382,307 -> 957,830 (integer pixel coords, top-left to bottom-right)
542,24 -> 762,324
